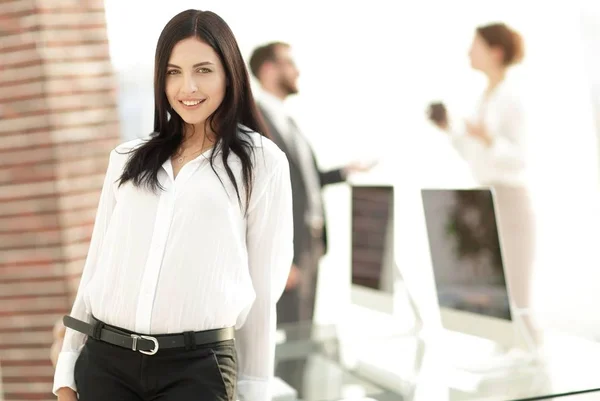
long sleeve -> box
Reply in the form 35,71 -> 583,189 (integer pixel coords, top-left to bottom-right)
448,85 -> 527,184
452,109 -> 526,170
319,168 -> 345,186
236,151 -> 294,401
53,150 -> 118,394
483,98 -> 527,170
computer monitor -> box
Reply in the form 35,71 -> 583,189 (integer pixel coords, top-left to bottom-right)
350,185 -> 395,315
420,188 -> 526,350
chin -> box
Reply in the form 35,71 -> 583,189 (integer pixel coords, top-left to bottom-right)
184,118 -> 208,126
470,59 -> 485,71
175,110 -> 209,126
285,87 -> 298,96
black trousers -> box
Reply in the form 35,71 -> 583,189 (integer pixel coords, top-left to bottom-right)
74,336 -> 237,401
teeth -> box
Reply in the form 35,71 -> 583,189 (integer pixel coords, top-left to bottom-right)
182,100 -> 202,106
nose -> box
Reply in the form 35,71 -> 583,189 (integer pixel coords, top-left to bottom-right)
183,75 -> 198,93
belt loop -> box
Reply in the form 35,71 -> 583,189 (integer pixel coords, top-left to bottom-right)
92,320 -> 104,340
183,331 -> 196,350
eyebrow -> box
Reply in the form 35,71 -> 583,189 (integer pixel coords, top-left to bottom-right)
167,62 -> 215,69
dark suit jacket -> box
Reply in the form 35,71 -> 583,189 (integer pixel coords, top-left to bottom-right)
258,104 -> 345,264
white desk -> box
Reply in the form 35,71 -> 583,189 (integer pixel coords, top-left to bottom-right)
275,322 -> 600,401
349,329 -> 600,401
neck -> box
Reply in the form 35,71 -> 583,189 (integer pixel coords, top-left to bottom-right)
485,68 -> 506,92
261,82 -> 287,101
181,123 -> 214,150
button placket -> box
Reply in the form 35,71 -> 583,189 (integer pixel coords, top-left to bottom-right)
134,178 -> 177,334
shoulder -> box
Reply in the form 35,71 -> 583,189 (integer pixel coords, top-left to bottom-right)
107,137 -> 148,174
235,128 -> 290,188
112,137 -> 148,157
496,76 -> 525,103
484,78 -> 526,118
239,127 -> 288,167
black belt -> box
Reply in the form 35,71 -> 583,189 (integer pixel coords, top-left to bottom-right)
63,315 -> 234,355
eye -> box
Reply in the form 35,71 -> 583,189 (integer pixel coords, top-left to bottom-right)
167,70 -> 180,75
196,67 -> 212,74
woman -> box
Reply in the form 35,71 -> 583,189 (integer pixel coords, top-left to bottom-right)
54,10 -> 293,401
428,23 -> 538,341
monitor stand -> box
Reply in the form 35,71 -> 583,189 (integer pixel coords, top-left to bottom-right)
341,262 -> 423,376
393,261 -> 424,336
439,308 -> 541,375
346,261 -> 423,338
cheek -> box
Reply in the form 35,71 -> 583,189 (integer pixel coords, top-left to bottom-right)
470,49 -> 484,65
206,78 -> 226,101
283,67 -> 295,79
165,79 -> 179,102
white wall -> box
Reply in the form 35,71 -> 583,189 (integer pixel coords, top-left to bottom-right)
104,0 -> 600,338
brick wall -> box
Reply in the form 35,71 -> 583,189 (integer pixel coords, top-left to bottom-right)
0,1 -> 120,399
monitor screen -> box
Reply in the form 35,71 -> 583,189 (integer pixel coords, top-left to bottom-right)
421,189 -> 512,320
351,186 -> 394,293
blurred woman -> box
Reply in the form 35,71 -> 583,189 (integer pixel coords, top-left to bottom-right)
428,23 -> 538,342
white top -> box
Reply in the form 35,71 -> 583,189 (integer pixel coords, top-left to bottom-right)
53,129 -> 294,401
258,90 -> 324,227
450,78 -> 528,187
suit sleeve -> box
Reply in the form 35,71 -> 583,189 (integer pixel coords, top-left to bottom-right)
319,168 -> 346,186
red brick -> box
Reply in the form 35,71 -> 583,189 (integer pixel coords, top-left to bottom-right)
0,2 -> 120,398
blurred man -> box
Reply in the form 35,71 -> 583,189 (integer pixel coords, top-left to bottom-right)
250,42 -> 370,326
249,42 -> 374,397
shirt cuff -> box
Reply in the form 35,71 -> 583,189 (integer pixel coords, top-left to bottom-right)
237,377 -> 270,401
53,351 -> 80,395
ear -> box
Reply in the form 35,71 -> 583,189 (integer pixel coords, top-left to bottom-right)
491,46 -> 505,65
260,61 -> 277,77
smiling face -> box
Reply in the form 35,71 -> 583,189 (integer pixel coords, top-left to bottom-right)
165,37 -> 227,130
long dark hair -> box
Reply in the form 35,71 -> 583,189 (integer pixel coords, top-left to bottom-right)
118,10 -> 267,212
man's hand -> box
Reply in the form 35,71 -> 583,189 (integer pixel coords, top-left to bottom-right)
286,264 -> 300,290
56,387 -> 77,401
343,160 -> 378,177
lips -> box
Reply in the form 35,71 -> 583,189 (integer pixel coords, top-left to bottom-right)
179,99 -> 206,107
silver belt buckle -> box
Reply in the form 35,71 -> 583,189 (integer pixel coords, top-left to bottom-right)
130,334 -> 159,355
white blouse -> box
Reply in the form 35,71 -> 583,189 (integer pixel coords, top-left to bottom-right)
450,78 -> 528,187
53,129 -> 294,401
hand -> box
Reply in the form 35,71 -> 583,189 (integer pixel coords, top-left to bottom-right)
50,339 -> 64,368
50,319 -> 66,367
465,120 -> 492,146
286,264 -> 300,290
343,160 -> 378,177
57,387 -> 77,401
